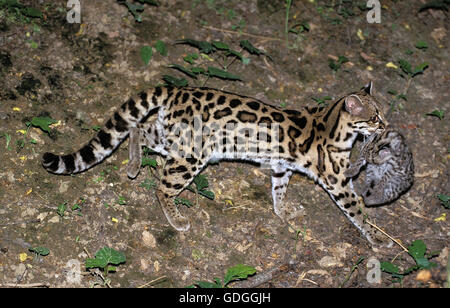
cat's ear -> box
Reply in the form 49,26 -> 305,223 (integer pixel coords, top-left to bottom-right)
345,95 -> 364,116
362,81 -> 373,95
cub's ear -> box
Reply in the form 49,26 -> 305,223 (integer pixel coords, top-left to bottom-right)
345,95 -> 364,116
362,81 -> 373,95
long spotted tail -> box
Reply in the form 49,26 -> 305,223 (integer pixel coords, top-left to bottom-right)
42,87 -> 168,174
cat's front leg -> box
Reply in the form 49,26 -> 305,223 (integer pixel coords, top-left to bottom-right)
326,181 -> 393,248
271,166 -> 292,220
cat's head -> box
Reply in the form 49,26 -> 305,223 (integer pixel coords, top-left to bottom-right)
343,82 -> 387,136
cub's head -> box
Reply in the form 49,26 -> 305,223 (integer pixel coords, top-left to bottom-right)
343,81 -> 387,136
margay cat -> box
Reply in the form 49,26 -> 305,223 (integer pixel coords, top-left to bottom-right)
42,82 -> 389,246
344,128 -> 414,205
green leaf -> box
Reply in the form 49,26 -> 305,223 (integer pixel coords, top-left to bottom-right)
398,59 -> 413,75
412,62 -> 429,76
183,53 -> 199,64
85,257 -> 106,269
207,66 -> 242,81
198,189 -> 215,200
141,157 -> 157,168
174,197 -> 193,207
155,40 -> 167,56
137,0 -> 159,5
191,67 -> 206,75
226,49 -> 251,64
337,55 -> 349,64
26,116 -> 57,134
194,278 -> 223,288
415,40 -> 428,50
239,40 -> 263,55
176,39 -> 215,54
223,264 -> 256,286
85,247 -> 126,269
140,46 -> 153,65
438,194 -> 450,208
380,261 -> 401,275
2,133 -> 11,151
193,174 -> 209,191
121,1 -> 145,22
289,21 -> 310,34
387,89 -> 398,95
415,257 -> 433,269
29,246 -> 50,256
397,93 -> 407,101
212,41 -> 230,50
162,75 -> 188,87
57,202 -> 67,217
312,96 -> 332,105
418,1 -> 449,13
168,64 -> 197,78
408,240 -> 427,261
406,240 -> 437,269
425,109 -> 444,120
106,265 -> 117,273
225,50 -> 243,60
21,6 -> 43,18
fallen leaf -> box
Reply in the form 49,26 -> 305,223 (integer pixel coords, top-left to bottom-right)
357,29 -> 364,41
19,253 -> 28,262
386,62 -> 398,69
430,27 -> 446,44
225,199 -> 233,206
434,213 -> 446,222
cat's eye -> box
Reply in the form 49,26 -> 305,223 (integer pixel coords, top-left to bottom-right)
370,116 -> 379,123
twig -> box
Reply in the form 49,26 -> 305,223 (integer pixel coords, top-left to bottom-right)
137,276 -> 167,288
1,282 -> 50,288
231,261 -> 297,288
0,219 -> 40,227
365,219 -> 408,252
295,271 -> 318,286
203,25 -> 284,42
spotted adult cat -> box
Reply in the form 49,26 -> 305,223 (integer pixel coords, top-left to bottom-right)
42,82 -> 389,246
344,128 -> 414,205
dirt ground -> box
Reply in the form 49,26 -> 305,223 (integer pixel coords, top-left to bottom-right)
0,0 -> 448,288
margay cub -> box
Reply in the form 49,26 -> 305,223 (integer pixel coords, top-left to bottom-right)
43,82 -> 389,246
345,128 -> 414,206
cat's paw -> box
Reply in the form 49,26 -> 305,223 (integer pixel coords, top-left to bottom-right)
366,229 -> 394,250
126,158 -> 141,179
169,215 -> 191,232
274,202 -> 305,222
